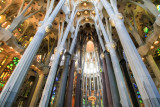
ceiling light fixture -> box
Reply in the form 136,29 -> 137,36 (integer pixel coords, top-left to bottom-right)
84,11 -> 88,14
83,2 -> 87,6
154,41 -> 159,45
77,12 -> 81,16
150,46 -> 154,49
92,10 -> 95,14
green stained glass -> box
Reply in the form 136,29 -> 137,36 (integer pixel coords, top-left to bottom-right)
157,5 -> 160,12
10,64 -> 13,66
139,100 -> 143,103
143,27 -> 149,34
100,68 -> 102,72
83,99 -> 85,104
137,91 -> 140,94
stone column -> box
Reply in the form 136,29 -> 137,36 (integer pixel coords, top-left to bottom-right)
94,10 -> 120,106
89,74 -> 91,96
97,75 -> 101,107
0,0 -> 65,106
93,75 -> 97,106
39,5 -> 77,107
106,42 -> 131,106
146,55 -> 160,82
64,55 -> 76,107
54,52 -> 71,106
75,69 -> 81,107
29,74 -> 45,107
93,75 -> 95,91
30,41 -> 56,106
55,19 -> 79,107
100,72 -> 108,107
95,21 -> 120,106
85,76 -> 88,107
81,74 -> 85,107
120,59 -> 139,106
101,53 -> 113,107
59,20 -> 79,107
75,40 -> 83,107
100,0 -> 160,106
0,28 -> 46,106
101,0 -> 160,106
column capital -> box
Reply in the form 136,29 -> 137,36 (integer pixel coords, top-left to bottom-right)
116,13 -> 123,20
54,45 -> 64,55
100,52 -> 105,59
54,47 -> 57,54
105,42 -> 116,52
109,13 -> 124,27
45,23 -> 53,33
65,51 -> 71,56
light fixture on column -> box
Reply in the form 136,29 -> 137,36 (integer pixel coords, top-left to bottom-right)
154,41 -> 159,45
54,47 -> 57,54
84,11 -> 88,15
45,23 -> 52,33
83,2 -> 87,6
142,57 -> 144,61
77,12 -> 81,16
92,10 -> 95,15
150,46 -> 154,49
109,18 -> 115,27
117,13 -> 123,19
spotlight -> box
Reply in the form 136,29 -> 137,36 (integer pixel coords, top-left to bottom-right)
77,12 -> 81,16
154,41 -> 159,45
150,46 -> 154,49
83,2 -> 87,6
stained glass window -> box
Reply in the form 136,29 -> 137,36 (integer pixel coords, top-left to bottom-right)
0,56 -> 19,93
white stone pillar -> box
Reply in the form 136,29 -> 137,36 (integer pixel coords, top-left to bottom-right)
107,42 -> 131,107
89,74 -> 91,95
146,55 -> 160,82
0,0 -> 66,106
95,14 -> 130,106
97,75 -> 101,107
39,5 -> 77,107
100,0 -> 160,106
0,27 -> 46,107
29,74 -> 45,107
85,76 -> 88,107
95,13 -> 121,105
